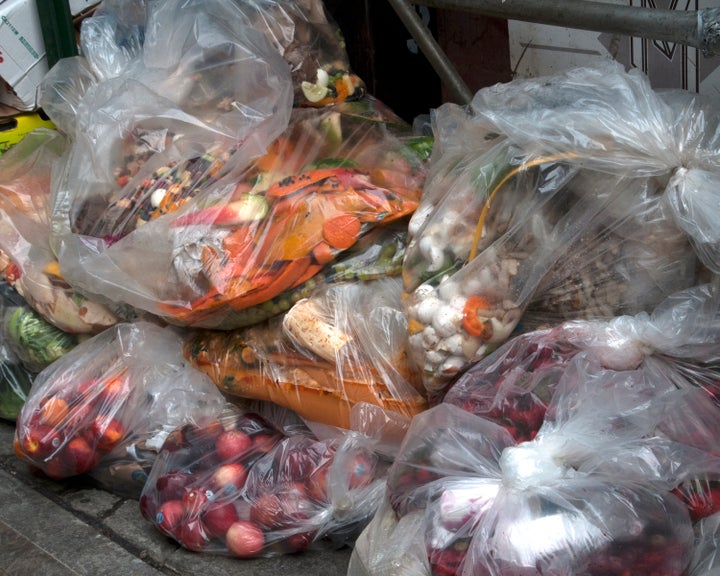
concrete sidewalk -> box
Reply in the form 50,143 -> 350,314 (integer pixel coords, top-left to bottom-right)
0,419 -> 352,576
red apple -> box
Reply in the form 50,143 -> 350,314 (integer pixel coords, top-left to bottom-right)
65,402 -> 97,430
211,462 -> 247,494
139,493 -> 154,521
202,501 -> 239,538
278,482 -> 317,524
286,530 -> 315,553
38,397 -> 69,427
156,499 -> 185,536
182,486 -> 213,516
19,424 -> 64,459
177,518 -> 210,551
62,436 -> 100,475
156,471 -> 194,501
97,373 -> 130,405
346,451 -> 376,490
252,433 -> 279,455
250,493 -> 285,529
225,520 -> 265,558
283,447 -> 319,482
91,415 -> 125,451
215,429 -> 252,461
307,462 -> 331,503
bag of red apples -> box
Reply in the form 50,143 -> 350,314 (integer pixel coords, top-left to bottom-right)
139,404 -> 388,557
13,322 -> 226,497
349,350 -> 720,576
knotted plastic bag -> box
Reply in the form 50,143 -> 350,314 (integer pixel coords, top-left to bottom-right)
140,404 -> 387,557
13,322 -> 226,497
350,353 -> 720,575
443,282 -> 720,438
402,63 -> 716,401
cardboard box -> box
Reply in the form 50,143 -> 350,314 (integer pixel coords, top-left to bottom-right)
0,0 -> 48,110
69,0 -> 99,16
508,0 -> 720,95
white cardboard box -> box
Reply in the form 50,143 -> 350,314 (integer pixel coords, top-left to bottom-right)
0,0 -> 99,111
69,0 -> 99,15
508,0 -> 720,95
0,0 -> 48,110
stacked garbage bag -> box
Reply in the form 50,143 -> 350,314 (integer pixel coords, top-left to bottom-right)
4,0 -> 720,571
349,282 -> 720,575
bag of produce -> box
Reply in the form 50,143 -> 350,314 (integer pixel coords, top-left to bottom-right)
0,344 -> 32,422
140,404 -> 387,557
13,322 -> 226,497
52,90 -> 426,329
403,62 -> 717,401
443,282 -> 720,440
687,513 -> 720,576
350,353 -> 720,575
186,275 -> 428,432
0,279 -> 79,420
195,218 -> 410,329
145,0 -> 365,108
0,129 -> 118,333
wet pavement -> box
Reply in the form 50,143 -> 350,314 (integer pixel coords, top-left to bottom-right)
0,418 -> 352,576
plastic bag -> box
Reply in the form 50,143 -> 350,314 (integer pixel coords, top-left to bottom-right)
145,0 -> 365,107
52,94 -> 425,329
13,322 -> 226,497
0,282 -> 34,420
403,63 -> 714,400
350,353 -> 720,575
140,404 -> 387,557
43,0 -> 363,131
443,282 -> 720,439
0,129 -> 118,333
688,513 -> 720,576
185,276 -> 428,432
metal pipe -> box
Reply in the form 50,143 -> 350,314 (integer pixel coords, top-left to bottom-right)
386,0 -> 475,104
409,0 -> 720,57
385,0 -> 720,104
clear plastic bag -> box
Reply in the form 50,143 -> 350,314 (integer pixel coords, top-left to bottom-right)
442,283 -> 720,492
403,63 -> 715,400
0,281 -> 36,420
13,322 -> 226,497
140,404 -> 387,557
0,129 -> 118,334
351,353 -> 720,575
52,94 -> 425,329
185,276 -> 428,432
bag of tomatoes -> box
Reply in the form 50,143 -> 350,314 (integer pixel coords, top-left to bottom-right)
140,404 -> 388,557
13,322 -> 225,497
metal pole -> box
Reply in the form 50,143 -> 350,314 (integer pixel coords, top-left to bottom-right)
410,0 -> 720,57
386,0 -> 720,104
387,0 -> 475,104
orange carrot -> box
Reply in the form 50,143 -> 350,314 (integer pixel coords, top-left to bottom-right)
265,169 -> 337,198
322,214 -> 361,250
462,295 -> 493,338
312,241 -> 336,265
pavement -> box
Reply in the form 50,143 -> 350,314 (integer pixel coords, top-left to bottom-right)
0,418 -> 352,576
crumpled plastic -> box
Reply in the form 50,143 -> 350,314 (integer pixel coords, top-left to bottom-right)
140,403 -> 388,557
402,63 -> 718,400
350,349 -> 720,575
13,321 -> 226,497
